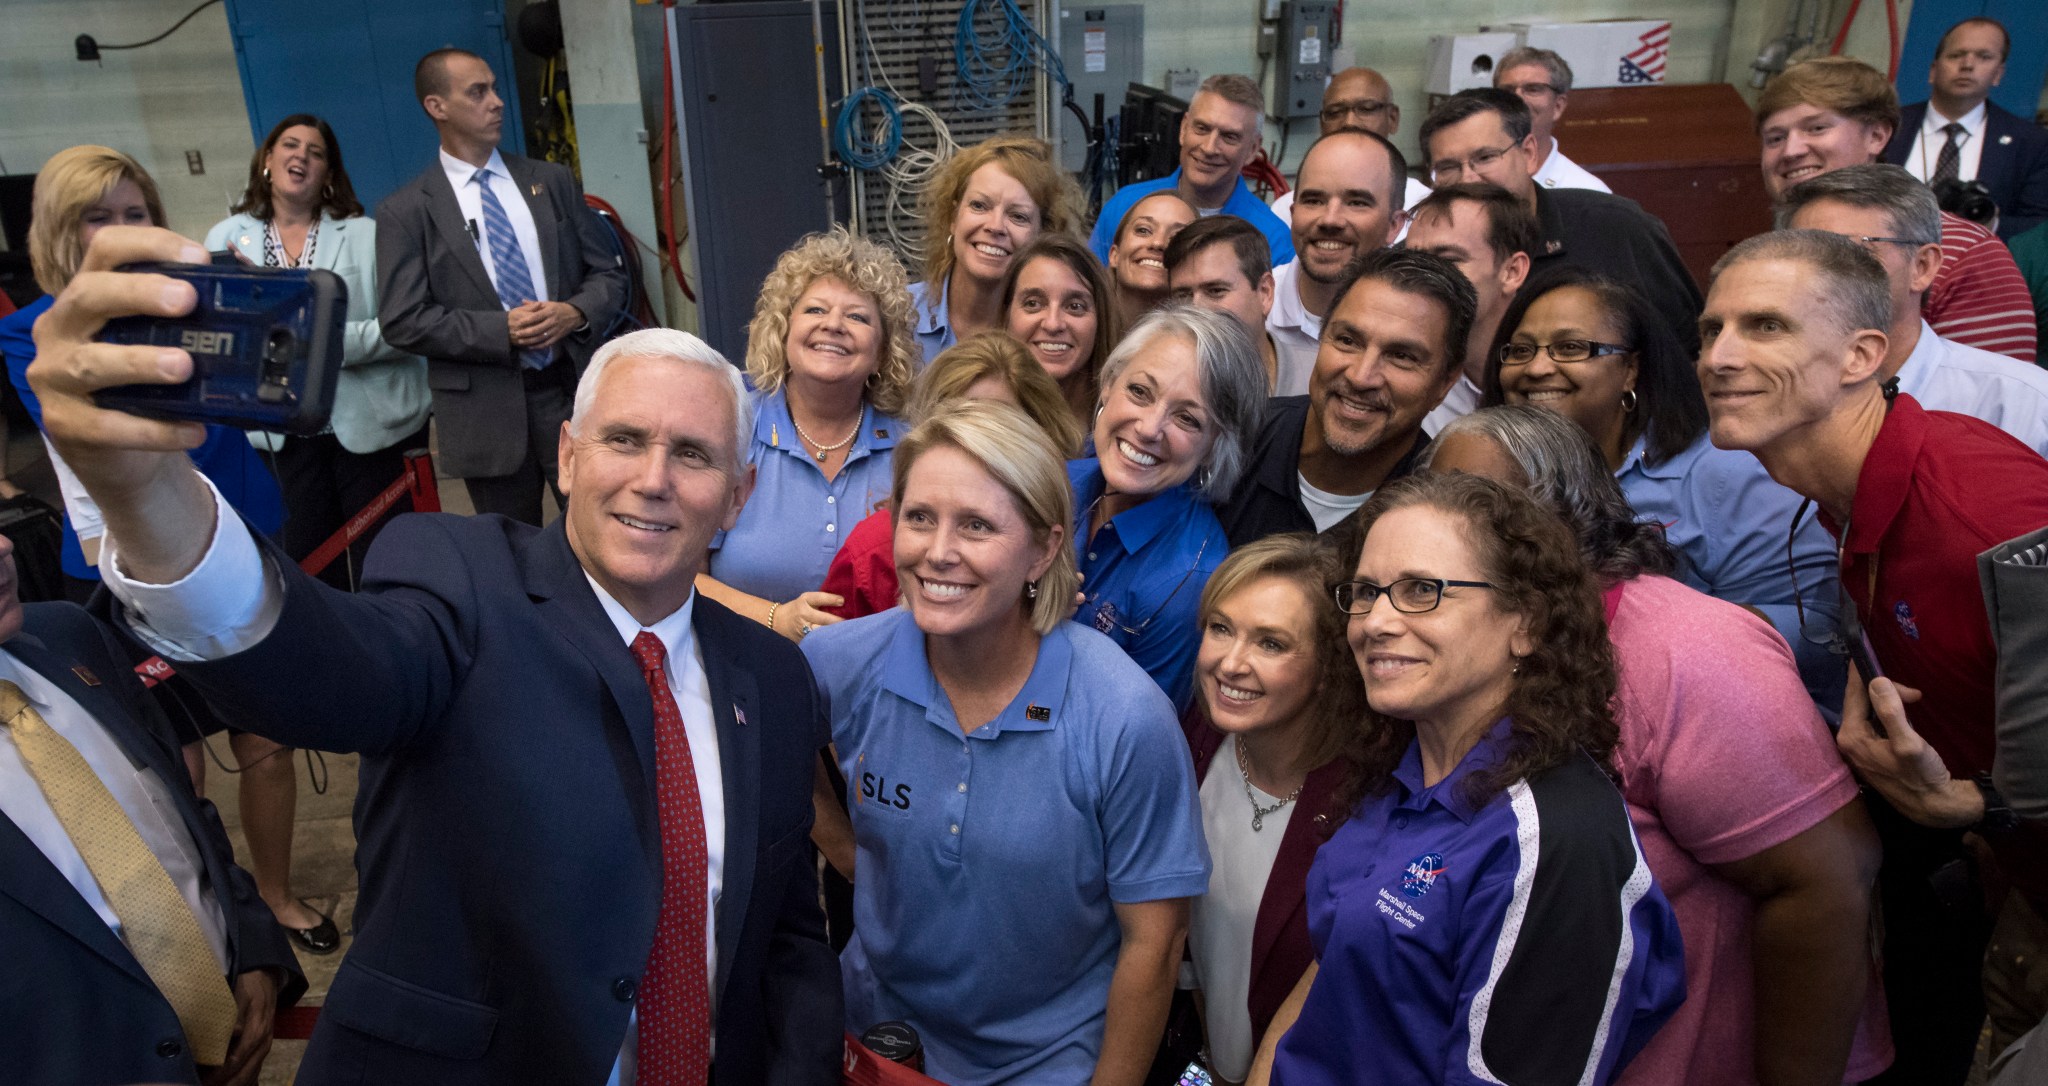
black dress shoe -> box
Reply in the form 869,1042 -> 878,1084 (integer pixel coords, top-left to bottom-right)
284,901 -> 341,955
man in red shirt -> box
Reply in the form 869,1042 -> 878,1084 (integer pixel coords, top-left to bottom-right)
1699,227 -> 2048,1084
1755,56 -> 2037,363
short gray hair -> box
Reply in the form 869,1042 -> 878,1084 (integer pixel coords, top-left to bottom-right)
1711,230 -> 1892,338
1097,302 -> 1267,501
1497,47 -> 1574,93
1419,405 -> 1676,581
1774,163 -> 1940,246
571,328 -> 755,469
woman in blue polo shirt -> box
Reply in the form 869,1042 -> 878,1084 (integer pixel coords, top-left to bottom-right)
698,226 -> 917,641
1072,303 -> 1266,711
804,400 -> 1210,1085
1484,266 -> 1841,708
1260,472 -> 1685,1086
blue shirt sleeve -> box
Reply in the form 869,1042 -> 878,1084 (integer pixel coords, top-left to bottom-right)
0,297 -> 52,427
1083,636 -> 1212,904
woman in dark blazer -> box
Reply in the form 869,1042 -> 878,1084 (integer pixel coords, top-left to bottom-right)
1180,533 -> 1364,1084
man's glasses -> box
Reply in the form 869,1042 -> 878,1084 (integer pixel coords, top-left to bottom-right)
1844,234 -> 1937,253
1429,144 -> 1518,182
1498,339 -> 1635,366
1320,100 -> 1393,125
1333,577 -> 1497,615
1499,81 -> 1560,98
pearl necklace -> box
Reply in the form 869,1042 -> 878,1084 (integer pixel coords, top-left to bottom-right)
1235,737 -> 1303,832
793,403 -> 864,462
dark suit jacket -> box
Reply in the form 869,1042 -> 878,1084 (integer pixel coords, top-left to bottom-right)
375,153 -> 628,478
1886,100 -> 2048,240
1182,707 -> 1346,1045
0,603 -> 304,1086
166,513 -> 840,1086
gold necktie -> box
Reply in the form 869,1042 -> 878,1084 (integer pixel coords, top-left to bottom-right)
0,679 -> 236,1064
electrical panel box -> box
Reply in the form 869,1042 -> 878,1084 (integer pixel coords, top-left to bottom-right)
1057,6 -> 1145,174
1273,1 -> 1336,119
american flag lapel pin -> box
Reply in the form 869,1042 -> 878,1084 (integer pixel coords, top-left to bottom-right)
734,703 -> 748,726
2000,135 -> 2014,146
71,666 -> 101,687
530,182 -> 544,196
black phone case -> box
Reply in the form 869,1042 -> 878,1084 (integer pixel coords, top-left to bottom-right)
94,261 -> 346,436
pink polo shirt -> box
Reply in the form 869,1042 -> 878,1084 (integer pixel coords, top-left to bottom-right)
1607,575 -> 1891,1085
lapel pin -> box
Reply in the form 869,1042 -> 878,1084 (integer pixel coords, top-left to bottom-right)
71,666 -> 101,687
770,423 -> 780,447
1025,703 -> 1050,722
2000,134 -> 2013,145
734,704 -> 748,726
530,183 -> 544,196
1545,240 -> 1564,254
875,427 -> 889,439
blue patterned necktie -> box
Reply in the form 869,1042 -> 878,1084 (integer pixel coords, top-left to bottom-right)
473,168 -> 550,370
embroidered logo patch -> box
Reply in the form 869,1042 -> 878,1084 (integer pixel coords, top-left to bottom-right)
1401,852 -> 1446,898
1893,600 -> 1921,640
1091,601 -> 1120,635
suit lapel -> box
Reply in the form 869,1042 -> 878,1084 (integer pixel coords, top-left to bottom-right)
504,156 -> 563,297
423,166 -> 499,301
0,634 -> 219,984
693,600 -> 760,1006
520,523 -> 660,856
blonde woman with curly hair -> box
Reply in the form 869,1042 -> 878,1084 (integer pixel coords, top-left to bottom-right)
696,226 -> 919,641
909,135 -> 1086,364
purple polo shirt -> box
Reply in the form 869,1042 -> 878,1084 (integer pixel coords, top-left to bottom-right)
1274,720 -> 1686,1086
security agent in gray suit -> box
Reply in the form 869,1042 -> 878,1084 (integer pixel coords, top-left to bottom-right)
377,47 -> 627,525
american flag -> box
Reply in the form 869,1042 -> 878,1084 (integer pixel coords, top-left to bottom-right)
1618,22 -> 1670,83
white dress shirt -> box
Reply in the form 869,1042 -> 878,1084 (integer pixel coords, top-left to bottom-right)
101,480 -> 727,1086
1422,374 -> 1484,437
1266,259 -> 1323,397
439,148 -> 551,308
1894,318 -> 2048,455
1904,101 -> 1989,185
0,648 -> 230,973
1532,139 -> 1612,193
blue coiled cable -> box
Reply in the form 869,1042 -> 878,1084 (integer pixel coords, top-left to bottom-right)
954,0 -> 1068,112
833,85 -> 903,171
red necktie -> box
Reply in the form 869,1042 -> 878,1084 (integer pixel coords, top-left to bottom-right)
631,631 -> 712,1085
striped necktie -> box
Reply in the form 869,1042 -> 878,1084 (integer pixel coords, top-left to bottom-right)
1932,122 -> 1965,187
0,680 -> 237,1064
473,168 -> 551,370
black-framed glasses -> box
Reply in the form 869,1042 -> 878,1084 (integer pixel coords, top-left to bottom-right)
1429,143 -> 1518,182
1498,339 -> 1635,366
1320,100 -> 1393,125
1499,81 -> 1560,98
1333,577 -> 1497,615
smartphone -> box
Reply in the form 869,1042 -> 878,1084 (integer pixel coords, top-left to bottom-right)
94,259 -> 345,435
1176,1061 -> 1215,1086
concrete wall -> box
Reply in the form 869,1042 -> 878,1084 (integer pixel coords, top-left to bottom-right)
0,0 -> 254,242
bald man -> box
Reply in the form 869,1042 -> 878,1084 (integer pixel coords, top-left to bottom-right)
1271,68 -> 1432,225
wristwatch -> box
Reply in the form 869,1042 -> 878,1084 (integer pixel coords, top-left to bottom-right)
1972,774 -> 2020,834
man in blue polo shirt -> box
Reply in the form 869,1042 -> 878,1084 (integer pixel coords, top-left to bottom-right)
1091,74 -> 1293,269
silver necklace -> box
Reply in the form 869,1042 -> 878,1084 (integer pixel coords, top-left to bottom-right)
792,402 -> 863,462
1235,737 -> 1303,832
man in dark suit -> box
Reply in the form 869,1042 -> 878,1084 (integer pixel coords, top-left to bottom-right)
0,531 -> 304,1085
1884,17 -> 2048,240
378,47 -> 628,524
29,227 -> 841,1085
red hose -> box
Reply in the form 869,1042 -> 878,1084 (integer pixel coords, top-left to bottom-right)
658,0 -> 696,302
1828,0 -> 1899,80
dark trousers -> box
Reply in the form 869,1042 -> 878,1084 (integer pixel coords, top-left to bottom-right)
462,361 -> 571,526
274,426 -> 430,590
1866,796 -> 1995,1086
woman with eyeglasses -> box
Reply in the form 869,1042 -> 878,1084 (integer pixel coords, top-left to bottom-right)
1182,534 -> 1364,1086
1251,471 -> 1685,1086
1424,405 -> 1889,1086
1484,264 -> 1843,707
1072,303 -> 1267,711
803,399 -> 1208,1085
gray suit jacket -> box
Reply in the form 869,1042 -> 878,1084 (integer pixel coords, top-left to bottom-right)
375,153 -> 626,478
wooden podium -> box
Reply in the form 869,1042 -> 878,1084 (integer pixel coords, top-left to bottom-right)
1559,83 -> 1774,287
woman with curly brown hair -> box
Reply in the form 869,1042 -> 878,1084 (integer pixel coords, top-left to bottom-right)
909,135 -> 1086,364
697,226 -> 918,641
1252,472 -> 1685,1086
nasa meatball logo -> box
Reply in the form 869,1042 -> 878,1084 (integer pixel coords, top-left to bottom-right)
1400,852 -> 1446,898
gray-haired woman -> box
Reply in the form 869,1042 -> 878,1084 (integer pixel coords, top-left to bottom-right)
1070,301 -> 1267,711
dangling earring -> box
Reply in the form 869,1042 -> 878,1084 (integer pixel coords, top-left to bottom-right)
1195,466 -> 1213,492
1024,580 -> 1040,601
1620,388 -> 1639,413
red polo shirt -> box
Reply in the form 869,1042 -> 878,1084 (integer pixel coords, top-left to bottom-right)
1821,394 -> 2048,777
